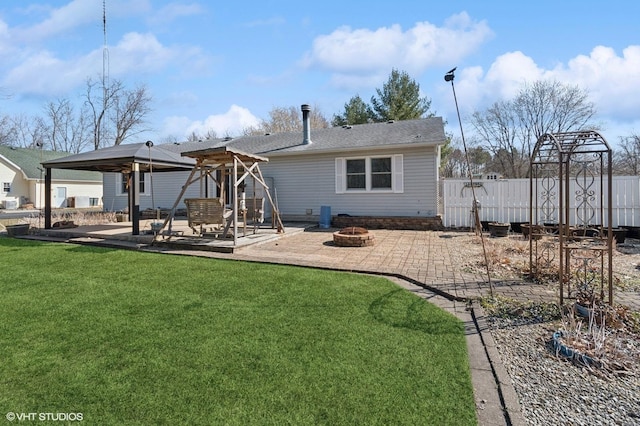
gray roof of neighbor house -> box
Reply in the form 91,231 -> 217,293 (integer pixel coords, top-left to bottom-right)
0,146 -> 102,181
162,117 -> 446,157
41,142 -> 195,173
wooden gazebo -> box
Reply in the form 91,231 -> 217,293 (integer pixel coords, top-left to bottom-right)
157,146 -> 284,246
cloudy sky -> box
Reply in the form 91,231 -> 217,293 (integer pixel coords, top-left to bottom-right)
1,0 -> 639,147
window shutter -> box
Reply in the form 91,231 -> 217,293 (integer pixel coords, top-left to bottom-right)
393,154 -> 404,193
335,158 -> 345,194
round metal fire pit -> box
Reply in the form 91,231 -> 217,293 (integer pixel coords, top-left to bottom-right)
332,227 -> 375,247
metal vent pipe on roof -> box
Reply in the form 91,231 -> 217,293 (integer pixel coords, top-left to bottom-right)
301,104 -> 312,145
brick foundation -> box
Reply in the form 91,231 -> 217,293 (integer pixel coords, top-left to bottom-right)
331,215 -> 444,231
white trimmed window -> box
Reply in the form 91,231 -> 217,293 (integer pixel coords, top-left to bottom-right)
2,182 -> 10,193
116,172 -> 149,195
335,155 -> 403,193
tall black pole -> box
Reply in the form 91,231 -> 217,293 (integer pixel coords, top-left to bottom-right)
445,67 -> 493,295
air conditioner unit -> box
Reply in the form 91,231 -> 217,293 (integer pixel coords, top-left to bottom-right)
4,200 -> 18,209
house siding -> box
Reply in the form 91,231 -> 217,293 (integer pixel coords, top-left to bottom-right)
261,146 -> 438,220
34,182 -> 103,209
0,160 -> 28,208
1,158 -> 102,209
103,171 -> 211,212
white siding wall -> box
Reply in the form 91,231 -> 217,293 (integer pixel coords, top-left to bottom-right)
261,146 -> 438,218
33,181 -> 102,209
1,160 -> 102,209
0,160 -> 26,207
101,146 -> 439,218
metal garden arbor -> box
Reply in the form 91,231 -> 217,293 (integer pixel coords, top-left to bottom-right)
529,131 -> 614,306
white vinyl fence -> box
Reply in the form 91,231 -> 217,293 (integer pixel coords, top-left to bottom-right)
442,176 -> 640,228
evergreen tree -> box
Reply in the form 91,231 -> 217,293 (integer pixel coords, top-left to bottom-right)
370,69 -> 432,122
331,95 -> 373,126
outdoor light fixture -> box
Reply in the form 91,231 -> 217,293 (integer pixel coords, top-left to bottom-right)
444,67 -> 456,82
444,67 -> 463,144
145,140 -> 154,148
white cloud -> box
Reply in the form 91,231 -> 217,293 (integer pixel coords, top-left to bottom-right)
3,50 -> 89,95
477,47 -> 640,120
301,12 -> 493,87
12,0 -> 151,43
440,46 -> 640,141
483,51 -> 546,97
108,32 -> 212,78
0,18 -> 12,56
148,2 -> 206,26
1,31 -> 210,97
163,105 -> 261,139
13,0 -> 102,42
109,32 -> 178,74
558,45 -> 640,120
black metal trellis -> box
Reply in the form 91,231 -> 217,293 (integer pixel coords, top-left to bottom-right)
529,131 -> 613,306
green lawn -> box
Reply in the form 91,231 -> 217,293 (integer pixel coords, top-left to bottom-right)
0,238 -> 476,425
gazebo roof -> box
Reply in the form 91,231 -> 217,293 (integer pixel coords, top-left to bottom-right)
181,146 -> 268,165
41,142 -> 196,173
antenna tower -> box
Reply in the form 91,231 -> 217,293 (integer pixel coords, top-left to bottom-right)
101,0 -> 110,148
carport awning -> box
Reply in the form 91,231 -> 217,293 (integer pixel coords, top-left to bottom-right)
41,142 -> 196,172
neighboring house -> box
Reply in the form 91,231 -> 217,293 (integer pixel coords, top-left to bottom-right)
0,146 -> 103,209
103,107 -> 446,228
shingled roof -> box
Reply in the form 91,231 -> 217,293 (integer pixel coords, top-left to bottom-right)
0,146 -> 102,181
40,142 -> 195,173
161,117 -> 445,157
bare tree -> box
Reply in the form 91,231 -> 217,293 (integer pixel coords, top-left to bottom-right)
43,99 -> 92,153
613,133 -> 640,175
84,77 -> 116,150
0,115 -> 14,146
202,129 -> 219,140
470,100 -> 528,178
8,114 -> 46,148
84,78 -> 152,149
186,131 -> 200,142
309,106 -> 330,129
112,84 -> 152,146
245,104 -> 330,135
441,142 -> 491,178
470,80 -> 597,178
514,80 -> 597,138
186,129 -> 219,142
261,106 -> 301,134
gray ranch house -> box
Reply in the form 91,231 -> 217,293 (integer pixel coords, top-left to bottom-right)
102,106 -> 446,230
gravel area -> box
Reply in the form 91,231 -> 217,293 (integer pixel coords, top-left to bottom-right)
462,231 -> 640,425
490,318 -> 640,426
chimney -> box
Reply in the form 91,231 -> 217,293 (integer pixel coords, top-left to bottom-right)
301,104 -> 311,145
